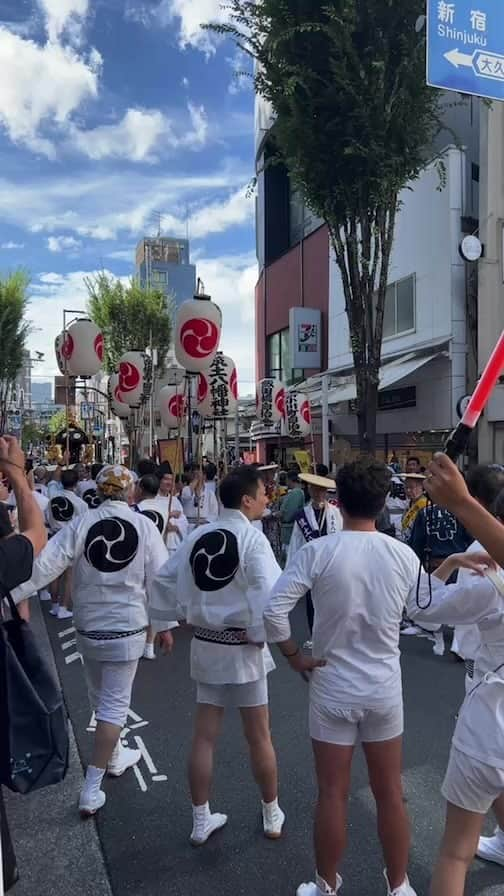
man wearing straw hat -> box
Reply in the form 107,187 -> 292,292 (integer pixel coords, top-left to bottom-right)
287,468 -> 343,642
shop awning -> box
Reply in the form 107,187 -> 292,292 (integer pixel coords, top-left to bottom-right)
325,351 -> 446,407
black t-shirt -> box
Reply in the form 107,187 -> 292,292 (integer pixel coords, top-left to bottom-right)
0,534 -> 34,593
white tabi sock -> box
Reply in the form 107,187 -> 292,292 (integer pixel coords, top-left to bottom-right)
85,765 -> 106,789
192,801 -> 211,820
262,797 -> 279,811
315,872 -> 340,894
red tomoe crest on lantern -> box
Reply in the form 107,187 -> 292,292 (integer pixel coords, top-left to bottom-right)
230,368 -> 238,400
275,386 -> 286,420
94,333 -> 104,363
197,372 -> 209,404
119,361 -> 141,393
159,385 -> 187,429
54,333 -> 66,375
118,351 -> 151,408
108,373 -> 130,419
300,399 -> 311,425
175,297 -> 222,373
62,332 -> 74,361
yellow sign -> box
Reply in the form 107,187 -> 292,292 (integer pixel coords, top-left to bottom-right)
294,450 -> 312,473
157,438 -> 184,474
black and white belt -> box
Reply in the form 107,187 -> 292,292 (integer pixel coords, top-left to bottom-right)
77,626 -> 148,641
194,627 -> 248,646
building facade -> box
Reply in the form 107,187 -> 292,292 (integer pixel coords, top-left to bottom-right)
254,92 -> 480,467
135,237 -> 196,310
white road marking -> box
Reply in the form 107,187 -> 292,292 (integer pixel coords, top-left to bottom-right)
134,735 -> 158,774
61,638 -> 77,650
58,626 -> 76,638
65,652 -> 83,665
129,721 -> 149,730
87,712 -> 97,732
133,764 -> 148,793
152,775 -> 168,783
127,709 -> 143,723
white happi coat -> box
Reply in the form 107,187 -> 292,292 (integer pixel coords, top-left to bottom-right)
150,508 -> 281,685
181,485 -> 219,531
12,500 -> 175,660
137,496 -> 188,554
45,488 -> 88,534
409,569 -> 504,770
286,501 -> 343,566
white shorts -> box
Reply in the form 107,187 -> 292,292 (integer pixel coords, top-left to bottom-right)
442,746 -> 504,814
309,700 -> 404,746
83,657 -> 139,728
197,677 -> 268,708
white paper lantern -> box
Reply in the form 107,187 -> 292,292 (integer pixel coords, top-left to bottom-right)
175,297 -> 222,372
108,373 -> 130,419
118,351 -> 152,408
286,391 -> 312,438
159,386 -> 187,429
63,319 -> 104,378
54,332 -> 66,375
256,379 -> 286,427
197,353 -> 238,418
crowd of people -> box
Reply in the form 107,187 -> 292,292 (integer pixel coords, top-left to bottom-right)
2,438 -> 504,896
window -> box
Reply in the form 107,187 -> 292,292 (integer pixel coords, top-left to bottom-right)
267,329 -> 303,384
383,275 -> 415,339
152,270 -> 167,284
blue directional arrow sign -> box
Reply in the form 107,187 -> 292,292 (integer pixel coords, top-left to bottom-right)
427,0 -> 504,101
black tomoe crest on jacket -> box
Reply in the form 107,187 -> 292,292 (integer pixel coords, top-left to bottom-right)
140,509 -> 164,534
83,489 -> 101,509
190,529 -> 240,592
84,517 -> 139,573
50,495 -> 75,523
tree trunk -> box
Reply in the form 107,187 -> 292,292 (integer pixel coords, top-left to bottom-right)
356,367 -> 379,456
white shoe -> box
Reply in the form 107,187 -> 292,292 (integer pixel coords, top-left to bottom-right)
297,874 -> 342,895
39,589 -> 51,602
432,632 -> 445,656
262,799 -> 285,839
384,870 -> 417,896
143,642 -> 156,660
477,828 -> 504,866
49,604 -> 60,616
190,805 -> 228,846
303,640 -> 313,650
57,606 -> 73,620
108,746 -> 141,777
79,787 -> 106,818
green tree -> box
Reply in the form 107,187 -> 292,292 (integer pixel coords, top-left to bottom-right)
0,271 -> 31,434
86,273 -> 174,375
48,409 -> 68,435
22,422 -> 46,450
208,1 -> 443,453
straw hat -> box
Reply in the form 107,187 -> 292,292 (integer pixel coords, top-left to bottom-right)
299,472 -> 336,490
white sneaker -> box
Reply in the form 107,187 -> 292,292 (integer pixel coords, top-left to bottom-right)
190,805 -> 228,846
432,632 -> 445,656
143,642 -> 156,660
49,604 -> 60,616
384,870 -> 417,896
262,799 -> 285,839
297,874 -> 342,895
57,606 -> 73,620
477,828 -> 504,866
39,589 -> 51,602
108,746 -> 141,777
79,787 -> 106,818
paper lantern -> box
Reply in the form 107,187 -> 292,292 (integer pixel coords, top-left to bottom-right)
63,319 -> 104,378
174,296 -> 222,372
256,379 -> 286,427
54,332 -> 66,375
197,353 -> 238,418
118,351 -> 152,408
108,373 -> 130,419
286,391 -> 312,438
159,386 -> 187,429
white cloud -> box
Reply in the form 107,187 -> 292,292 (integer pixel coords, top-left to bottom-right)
38,0 -> 89,43
0,165 -> 253,243
132,0 -> 229,55
181,76 -> 189,89
189,188 -> 254,239
69,103 -> 208,162
47,234 -> 82,252
0,26 -> 100,157
1,241 -> 24,249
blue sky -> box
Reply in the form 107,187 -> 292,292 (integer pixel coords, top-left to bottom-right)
0,0 -> 257,392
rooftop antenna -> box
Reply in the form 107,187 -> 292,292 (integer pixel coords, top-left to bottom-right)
153,211 -> 163,238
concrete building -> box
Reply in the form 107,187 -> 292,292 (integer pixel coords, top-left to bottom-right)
254,91 -> 481,467
135,237 -> 196,310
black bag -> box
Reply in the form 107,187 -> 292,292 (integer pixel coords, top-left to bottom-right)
0,586 -> 69,794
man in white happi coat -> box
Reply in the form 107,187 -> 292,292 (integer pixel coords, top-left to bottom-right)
134,472 -> 188,660
150,465 -> 285,846
45,467 -> 88,620
12,465 -> 176,818
180,469 -> 219,531
287,472 -> 343,640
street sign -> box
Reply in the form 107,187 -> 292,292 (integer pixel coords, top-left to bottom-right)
427,0 -> 504,102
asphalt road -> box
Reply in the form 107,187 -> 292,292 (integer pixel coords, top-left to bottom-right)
43,605 -> 503,896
